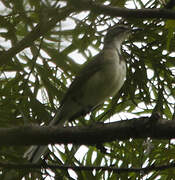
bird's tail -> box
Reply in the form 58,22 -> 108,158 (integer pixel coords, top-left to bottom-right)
23,108 -> 65,163
23,145 -> 48,163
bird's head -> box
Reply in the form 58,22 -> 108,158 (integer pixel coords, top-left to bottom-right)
104,25 -> 132,44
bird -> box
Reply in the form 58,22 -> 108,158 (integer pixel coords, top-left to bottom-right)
24,24 -> 133,163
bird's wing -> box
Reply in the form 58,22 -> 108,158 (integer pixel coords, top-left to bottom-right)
61,51 -> 106,104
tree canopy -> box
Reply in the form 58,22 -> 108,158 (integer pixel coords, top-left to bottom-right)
0,0 -> 175,179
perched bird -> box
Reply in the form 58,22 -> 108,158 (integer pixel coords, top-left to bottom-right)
24,24 -> 133,163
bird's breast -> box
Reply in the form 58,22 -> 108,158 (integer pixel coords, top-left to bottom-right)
83,49 -> 126,106
102,49 -> 126,95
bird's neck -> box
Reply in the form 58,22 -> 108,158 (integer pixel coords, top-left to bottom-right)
103,38 -> 123,54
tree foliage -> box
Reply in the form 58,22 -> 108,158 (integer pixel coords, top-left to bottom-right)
0,0 -> 175,179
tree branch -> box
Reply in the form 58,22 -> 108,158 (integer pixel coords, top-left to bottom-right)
1,116 -> 175,146
0,161 -> 175,174
74,0 -> 175,19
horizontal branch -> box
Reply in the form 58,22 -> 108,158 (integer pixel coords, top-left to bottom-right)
78,1 -> 175,19
1,161 -> 175,174
1,116 -> 175,146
